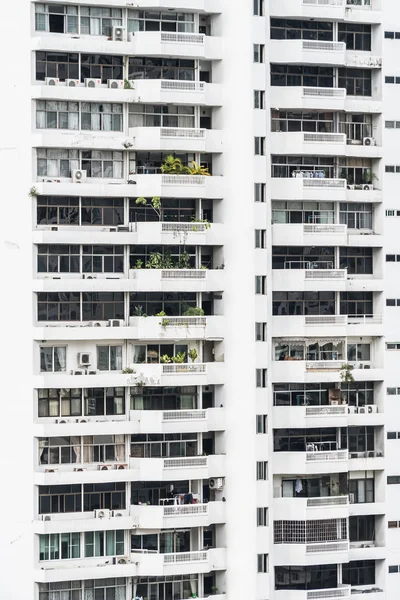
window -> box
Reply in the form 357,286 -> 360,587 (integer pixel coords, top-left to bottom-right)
82,245 -> 124,273
83,482 -> 126,512
255,229 -> 267,248
271,155 -> 335,178
38,581 -> 83,600
85,388 -> 125,416
130,386 -> 198,411
35,4 -> 78,33
349,516 -> 375,542
340,202 -> 372,230
388,476 -> 400,484
256,369 -> 267,388
338,23 -> 371,51
37,244 -> 80,273
271,19 -> 333,41
342,560 -> 375,586
254,183 -> 266,203
37,292 -> 80,321
130,197 -> 201,223
40,346 -> 67,372
254,90 -> 265,109
36,51 -> 79,82
39,484 -> 82,514
255,323 -> 267,342
37,149 -> 79,178
128,57 -> 195,81
255,137 -> 266,155
274,428 -> 337,452
84,579 -> 127,599
257,554 -> 269,573
81,197 -> 124,226
97,346 -> 123,371
128,10 -> 195,33
80,54 -> 123,84
386,299 -> 397,306
38,388 -> 82,418
338,68 -> 372,97
386,343 -> 400,350
271,110 -> 334,134
275,565 -> 338,591
256,461 -> 268,480
273,200 -> 334,225
254,0 -> 265,16
385,77 -> 400,84
82,292 -> 125,321
256,415 -> 268,434
389,565 -> 400,574
37,196 -> 79,226
273,291 -> 335,316
387,432 -> 397,440
340,292 -> 373,317
80,7 -> 123,37
274,519 -> 347,544
131,433 -> 197,458
129,104 -> 195,128
340,247 -> 372,275
388,521 -> 399,528
84,530 -> 124,557
257,507 -> 268,526
39,533 -> 80,561
254,44 -> 265,63
81,103 -> 123,132
273,245 -> 334,270
129,244 -> 197,270
255,276 -> 267,295
385,120 -> 400,128
81,150 -> 123,179
271,65 -> 333,88
36,101 -> 79,130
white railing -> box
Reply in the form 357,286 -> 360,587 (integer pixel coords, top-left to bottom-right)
305,269 -> 347,280
163,551 -> 207,564
349,450 -> 383,459
303,178 -> 346,188
162,363 -> 207,374
304,224 -> 347,234
161,269 -> 206,279
164,457 -> 207,469
347,315 -> 383,325
303,86 -> 346,98
161,80 -> 204,92
306,405 -> 348,417
161,33 -> 204,45
306,541 -> 349,553
306,361 -> 342,370
160,127 -> 205,139
304,0 -> 344,5
306,450 -> 348,462
305,315 -> 346,325
162,410 -> 206,421
307,586 -> 351,600
161,222 -> 207,233
304,133 -> 346,144
162,175 -> 206,186
163,504 -> 208,517
307,496 -> 349,507
303,40 -> 346,52
162,317 -> 207,327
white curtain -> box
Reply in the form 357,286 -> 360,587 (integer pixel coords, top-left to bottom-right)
55,347 -> 66,371
46,159 -> 59,177
68,112 -> 79,130
113,160 -> 123,179
103,114 -> 112,131
36,111 -> 46,129
71,436 -> 81,463
90,17 -> 101,35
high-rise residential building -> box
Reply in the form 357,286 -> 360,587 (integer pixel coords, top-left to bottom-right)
4,0 -> 400,598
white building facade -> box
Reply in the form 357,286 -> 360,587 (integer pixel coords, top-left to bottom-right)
3,0 -> 400,598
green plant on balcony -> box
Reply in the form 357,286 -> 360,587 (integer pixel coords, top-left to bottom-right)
161,155 -> 190,175
189,161 -> 210,176
178,251 -> 191,269
160,318 -> 170,329
135,259 -> 143,269
145,252 -> 164,269
133,305 -> 146,317
188,348 -> 198,363
363,169 -> 377,185
29,186 -> 38,197
171,352 -> 186,363
210,587 -> 219,595
122,367 -> 135,374
156,311 -> 167,317
135,196 -> 162,220
340,363 -> 354,383
160,354 -> 171,363
191,217 -> 211,231
184,307 -> 205,317
124,78 -> 132,89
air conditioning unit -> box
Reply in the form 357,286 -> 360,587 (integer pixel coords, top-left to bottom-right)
72,169 -> 87,184
209,477 -> 223,491
113,511 -> 124,517
78,352 -> 91,367
347,184 -> 355,190
363,184 -> 373,190
88,370 -> 97,375
78,419 -> 88,423
42,515 -> 52,521
98,464 -> 111,471
45,468 -> 58,473
368,451 -> 376,458
55,418 -> 71,424
85,78 -> 101,88
115,463 -> 128,470
95,509 -> 111,519
108,79 -> 124,89
45,77 -> 59,86
350,452 -> 360,459
73,369 -> 84,375
367,405 -> 377,413
88,321 -> 103,327
74,467 -> 86,472
347,406 -> 357,414
66,79 -> 80,87
349,493 -> 355,504
113,556 -> 130,565
359,406 -> 366,414
108,319 -> 124,327
112,26 -> 126,41
363,137 -> 376,146
83,274 -> 97,279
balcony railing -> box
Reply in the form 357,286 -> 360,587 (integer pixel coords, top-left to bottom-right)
161,317 -> 207,327
304,133 -> 346,143
163,457 -> 207,469
306,541 -> 349,553
163,550 -> 207,564
306,450 -> 348,462
303,178 -> 346,188
347,315 -> 382,325
303,86 -> 346,98
306,360 -> 342,370
161,269 -> 207,279
162,363 -> 207,374
162,175 -> 206,186
307,587 -> 351,600
304,0 -> 344,5
306,405 -> 348,417
348,450 -> 383,459
160,80 -> 205,92
307,496 -> 349,507
160,127 -> 206,139
302,41 -> 346,52
160,32 -> 204,45
305,269 -> 347,280
163,504 -> 208,517
162,410 -> 207,421
161,222 -> 208,233
305,315 -> 346,325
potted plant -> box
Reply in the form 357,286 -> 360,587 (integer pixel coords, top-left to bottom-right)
362,169 -> 377,185
171,352 -> 186,363
188,348 -> 198,363
340,363 -> 354,383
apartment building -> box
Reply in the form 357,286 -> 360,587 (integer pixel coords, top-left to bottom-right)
2,0 -> 400,599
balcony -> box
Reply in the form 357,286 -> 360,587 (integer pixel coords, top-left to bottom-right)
130,31 -> 222,60
270,0 -> 347,20
348,450 -> 384,470
273,495 -> 349,521
271,315 -> 383,338
269,86 -> 381,114
273,449 -> 349,476
270,40 -> 346,67
127,316 -> 224,341
128,127 -> 223,153
35,547 -> 226,582
272,405 -> 349,429
270,132 -> 381,159
129,454 -> 226,481
272,223 -> 348,247
349,542 -> 386,561
273,539 -> 350,566
34,174 -> 224,200
272,268 -> 383,294
129,407 -> 225,434
129,500 -> 226,530
271,358 -> 383,385
275,587 -> 351,600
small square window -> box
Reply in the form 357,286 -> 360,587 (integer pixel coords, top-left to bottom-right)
388,521 -> 398,528
253,0 -> 265,16
388,432 -> 397,440
255,276 -> 267,295
386,121 -> 395,129
387,299 -> 396,306
386,77 -> 395,84
386,166 -> 395,173
256,369 -> 267,388
385,32 -> 395,39
387,387 -> 397,395
256,414 -> 268,434
387,255 -> 396,262
255,322 -> 267,342
389,565 -> 399,573
396,32 -> 400,39
254,183 -> 266,203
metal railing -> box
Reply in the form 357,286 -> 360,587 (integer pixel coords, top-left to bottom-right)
284,260 -> 334,269
305,315 -> 346,325
162,175 -> 206,186
160,127 -> 205,139
304,133 -> 346,143
307,586 -> 351,600
161,269 -> 207,279
304,0 -> 344,5
303,178 -> 346,188
303,41 -> 346,52
163,504 -> 208,517
306,405 -> 348,417
305,269 -> 347,280
162,363 -> 207,374
304,224 -> 347,234
164,457 -> 207,469
303,86 -> 346,98
306,360 -> 342,370
307,496 -> 349,507
161,33 -> 204,45
163,551 -> 207,564
162,410 -> 207,421
306,541 -> 349,553
161,317 -> 207,327
306,450 -> 348,462
347,315 -> 383,325
161,222 -> 208,233
161,80 -> 204,92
